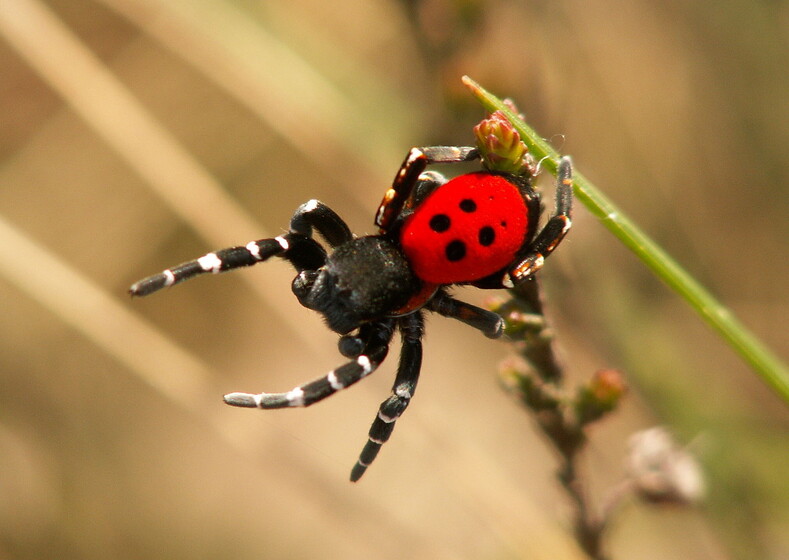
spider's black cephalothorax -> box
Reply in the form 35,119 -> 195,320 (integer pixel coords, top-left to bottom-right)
293,235 -> 420,335
130,146 -> 573,481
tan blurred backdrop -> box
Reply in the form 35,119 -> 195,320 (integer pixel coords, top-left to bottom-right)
0,1 -> 787,559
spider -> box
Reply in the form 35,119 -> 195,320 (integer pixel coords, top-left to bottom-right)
130,146 -> 573,481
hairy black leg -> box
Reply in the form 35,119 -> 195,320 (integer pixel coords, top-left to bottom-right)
507,156 -> 573,286
129,200 -> 354,297
129,233 -> 322,296
337,322 -> 381,358
289,199 -> 353,247
426,291 -> 504,339
223,320 -> 395,409
376,146 -> 479,233
350,312 -> 424,482
407,171 -> 448,209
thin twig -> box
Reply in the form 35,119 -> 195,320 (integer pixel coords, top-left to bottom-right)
498,279 -> 618,560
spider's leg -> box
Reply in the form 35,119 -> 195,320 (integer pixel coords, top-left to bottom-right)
407,171 -> 448,210
507,156 -> 573,286
426,291 -> 504,339
337,322 -> 382,358
223,320 -> 395,409
129,200 -> 352,297
289,199 -> 353,248
376,146 -> 479,233
350,312 -> 424,482
128,233 -> 325,297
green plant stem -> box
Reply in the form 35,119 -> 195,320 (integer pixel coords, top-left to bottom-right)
463,76 -> 789,405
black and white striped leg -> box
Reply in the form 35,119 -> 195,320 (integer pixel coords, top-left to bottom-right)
426,291 -> 504,339
128,200 -> 352,297
129,234 -> 308,297
507,156 -> 574,286
350,312 -> 424,482
223,320 -> 395,409
376,146 -> 480,233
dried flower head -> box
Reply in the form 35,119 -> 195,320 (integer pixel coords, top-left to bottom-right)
627,427 -> 705,505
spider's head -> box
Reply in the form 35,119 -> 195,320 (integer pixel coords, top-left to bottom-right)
293,236 -> 419,334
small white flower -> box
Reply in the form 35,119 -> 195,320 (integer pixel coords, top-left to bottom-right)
627,427 -> 705,505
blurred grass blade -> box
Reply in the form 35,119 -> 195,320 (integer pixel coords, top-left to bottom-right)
0,214 -> 422,557
96,0 -> 415,179
0,214 -> 213,406
463,76 -> 789,405
0,0 -> 329,357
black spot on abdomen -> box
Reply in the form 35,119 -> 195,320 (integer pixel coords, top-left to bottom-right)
459,199 -> 477,212
478,226 -> 495,246
429,214 -> 451,232
445,240 -> 466,262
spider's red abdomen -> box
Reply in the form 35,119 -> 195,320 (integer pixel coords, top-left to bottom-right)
400,172 -> 528,284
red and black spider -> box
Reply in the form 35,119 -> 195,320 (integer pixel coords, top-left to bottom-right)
130,146 -> 573,481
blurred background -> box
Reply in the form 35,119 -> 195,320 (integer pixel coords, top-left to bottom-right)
0,0 -> 787,558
